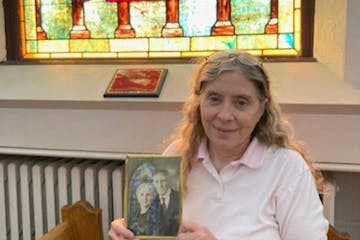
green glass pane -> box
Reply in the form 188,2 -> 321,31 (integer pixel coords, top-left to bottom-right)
130,2 -> 166,37
41,3 -> 72,39
24,0 -> 35,6
84,2 -> 118,38
238,34 -> 277,49
24,5 -> 36,40
42,0 -> 71,4
191,36 -> 236,51
26,40 -> 38,53
232,0 -> 270,34
150,38 -> 189,51
70,39 -> 109,52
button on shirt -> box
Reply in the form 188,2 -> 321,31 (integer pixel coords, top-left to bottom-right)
166,137 -> 328,240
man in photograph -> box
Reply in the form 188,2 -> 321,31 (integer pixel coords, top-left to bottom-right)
153,170 -> 180,236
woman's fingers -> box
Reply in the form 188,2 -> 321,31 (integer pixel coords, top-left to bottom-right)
108,218 -> 135,240
178,220 -> 201,233
177,220 -> 217,240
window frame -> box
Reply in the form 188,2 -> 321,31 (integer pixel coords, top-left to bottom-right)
3,0 -> 315,63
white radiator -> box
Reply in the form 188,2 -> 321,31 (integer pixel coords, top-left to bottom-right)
0,155 -> 124,240
322,176 -> 337,226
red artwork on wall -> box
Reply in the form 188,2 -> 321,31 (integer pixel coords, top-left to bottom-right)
104,68 -> 168,97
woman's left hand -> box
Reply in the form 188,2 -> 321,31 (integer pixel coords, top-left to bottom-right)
177,220 -> 217,240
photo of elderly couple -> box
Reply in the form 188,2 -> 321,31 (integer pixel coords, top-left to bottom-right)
125,155 -> 182,238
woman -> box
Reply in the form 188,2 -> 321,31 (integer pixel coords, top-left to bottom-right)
128,181 -> 158,236
109,50 -> 328,240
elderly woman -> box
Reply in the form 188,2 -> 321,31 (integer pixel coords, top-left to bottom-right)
128,181 -> 157,236
109,50 -> 328,240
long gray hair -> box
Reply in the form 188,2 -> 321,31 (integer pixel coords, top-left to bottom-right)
167,50 -> 324,193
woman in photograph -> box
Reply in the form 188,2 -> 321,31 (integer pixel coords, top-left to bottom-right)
128,181 -> 158,236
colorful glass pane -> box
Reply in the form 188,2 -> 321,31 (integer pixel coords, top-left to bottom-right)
19,0 -> 302,59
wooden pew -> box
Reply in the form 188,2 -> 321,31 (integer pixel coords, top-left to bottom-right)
40,200 -> 350,240
39,200 -> 104,240
328,224 -> 351,240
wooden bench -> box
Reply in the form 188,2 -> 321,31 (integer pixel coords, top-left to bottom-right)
40,200 -> 350,240
39,200 -> 104,240
328,224 -> 351,240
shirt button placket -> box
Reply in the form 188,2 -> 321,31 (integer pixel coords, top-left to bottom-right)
218,173 -> 225,201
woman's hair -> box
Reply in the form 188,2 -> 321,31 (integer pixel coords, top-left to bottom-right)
166,50 -> 324,193
136,182 -> 155,197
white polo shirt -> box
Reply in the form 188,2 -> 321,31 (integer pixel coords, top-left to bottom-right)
165,137 -> 328,240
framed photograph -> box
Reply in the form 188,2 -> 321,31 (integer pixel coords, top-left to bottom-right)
124,154 -> 182,240
104,68 -> 167,97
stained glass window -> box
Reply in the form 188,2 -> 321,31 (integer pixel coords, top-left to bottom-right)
16,0 -> 309,60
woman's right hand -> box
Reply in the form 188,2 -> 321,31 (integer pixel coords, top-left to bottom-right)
108,218 -> 135,240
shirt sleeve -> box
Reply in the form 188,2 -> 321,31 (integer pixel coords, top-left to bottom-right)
275,169 -> 329,240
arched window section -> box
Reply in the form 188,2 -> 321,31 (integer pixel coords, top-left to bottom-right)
4,0 -> 314,62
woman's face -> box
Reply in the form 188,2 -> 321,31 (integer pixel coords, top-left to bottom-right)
200,71 -> 265,152
136,183 -> 155,211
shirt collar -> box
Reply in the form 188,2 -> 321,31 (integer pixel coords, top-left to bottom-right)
160,188 -> 171,207
197,137 -> 266,169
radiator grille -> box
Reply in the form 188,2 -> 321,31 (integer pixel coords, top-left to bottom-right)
0,154 -> 124,240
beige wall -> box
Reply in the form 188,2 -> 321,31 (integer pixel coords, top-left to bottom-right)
344,0 -> 360,87
314,0 -> 346,81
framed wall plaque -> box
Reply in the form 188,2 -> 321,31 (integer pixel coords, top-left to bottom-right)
104,68 -> 167,97
124,154 -> 182,239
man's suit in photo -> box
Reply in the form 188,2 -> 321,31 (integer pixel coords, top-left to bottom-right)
157,189 -> 180,236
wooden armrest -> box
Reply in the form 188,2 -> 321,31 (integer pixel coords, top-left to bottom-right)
39,222 -> 73,240
39,200 -> 104,240
328,224 -> 350,240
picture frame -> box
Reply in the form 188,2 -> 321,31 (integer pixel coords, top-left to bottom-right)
124,154 -> 182,240
103,68 -> 167,97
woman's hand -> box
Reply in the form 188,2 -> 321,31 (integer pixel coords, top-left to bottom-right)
177,220 -> 217,240
108,218 -> 135,240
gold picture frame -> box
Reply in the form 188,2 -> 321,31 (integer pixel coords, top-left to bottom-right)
124,154 -> 182,239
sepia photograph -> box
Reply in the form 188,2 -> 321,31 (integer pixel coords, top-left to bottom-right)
124,154 -> 182,239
